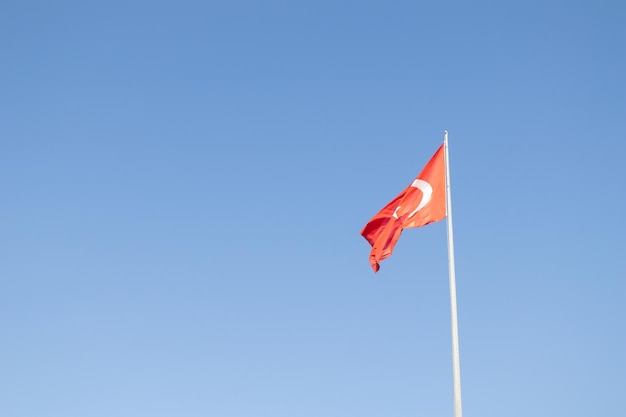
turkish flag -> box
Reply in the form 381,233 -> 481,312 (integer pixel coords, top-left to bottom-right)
361,144 -> 446,272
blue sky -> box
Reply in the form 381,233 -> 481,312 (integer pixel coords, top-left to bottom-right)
1,1 -> 625,416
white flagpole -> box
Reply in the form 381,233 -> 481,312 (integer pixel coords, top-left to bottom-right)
444,130 -> 463,417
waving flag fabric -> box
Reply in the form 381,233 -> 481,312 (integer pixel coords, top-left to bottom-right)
361,144 -> 446,272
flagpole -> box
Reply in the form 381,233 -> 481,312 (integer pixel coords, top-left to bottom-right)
444,130 -> 463,417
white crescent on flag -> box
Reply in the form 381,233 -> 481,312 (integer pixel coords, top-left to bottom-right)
392,179 -> 433,219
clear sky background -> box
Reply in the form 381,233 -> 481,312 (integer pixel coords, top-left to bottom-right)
2,1 -> 625,416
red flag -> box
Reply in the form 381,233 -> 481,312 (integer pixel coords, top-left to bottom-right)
361,144 -> 446,272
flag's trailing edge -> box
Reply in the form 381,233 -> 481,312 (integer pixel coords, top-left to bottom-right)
360,144 -> 446,272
